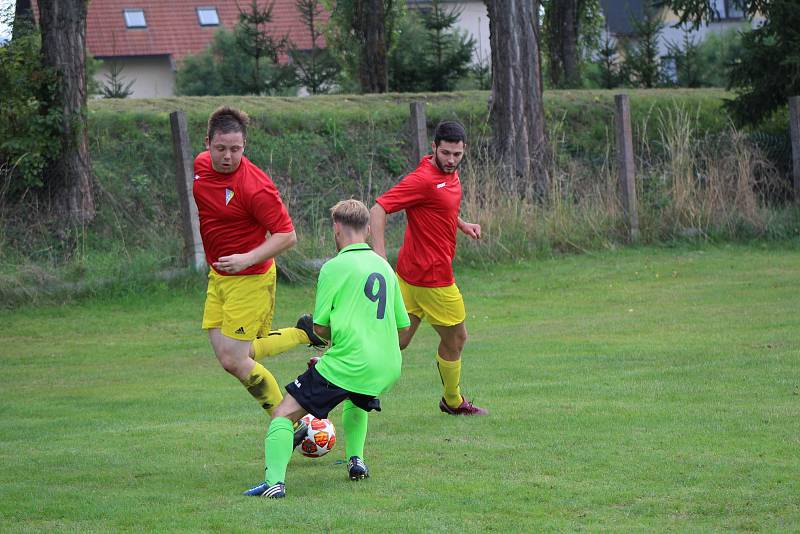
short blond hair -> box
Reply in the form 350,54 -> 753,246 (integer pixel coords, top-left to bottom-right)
330,199 -> 369,230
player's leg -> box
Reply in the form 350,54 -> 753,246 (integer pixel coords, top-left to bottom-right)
432,322 -> 468,407
244,393 -> 307,498
342,399 -> 369,480
204,270 -> 284,415
425,284 -> 488,416
250,265 -> 326,360
209,328 -> 283,414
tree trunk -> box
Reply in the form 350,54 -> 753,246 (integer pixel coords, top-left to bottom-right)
358,0 -> 388,93
485,0 -> 549,198
12,0 -> 34,39
38,0 -> 95,227
547,0 -> 581,88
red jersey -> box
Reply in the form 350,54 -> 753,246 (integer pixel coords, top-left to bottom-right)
192,152 -> 294,276
376,156 -> 461,287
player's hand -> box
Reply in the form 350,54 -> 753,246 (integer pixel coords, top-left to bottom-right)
459,222 -> 481,240
213,253 -> 252,274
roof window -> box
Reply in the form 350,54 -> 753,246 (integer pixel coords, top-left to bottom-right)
197,7 -> 220,26
124,9 -> 147,28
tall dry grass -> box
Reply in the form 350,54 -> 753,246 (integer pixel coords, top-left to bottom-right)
456,103 -> 788,266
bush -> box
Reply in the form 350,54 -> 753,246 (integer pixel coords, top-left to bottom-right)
0,11 -> 62,193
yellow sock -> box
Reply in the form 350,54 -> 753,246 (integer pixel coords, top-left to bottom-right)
251,327 -> 309,361
436,354 -> 462,408
240,362 -> 283,415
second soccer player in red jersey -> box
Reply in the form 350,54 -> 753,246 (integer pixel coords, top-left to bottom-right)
370,120 -> 488,416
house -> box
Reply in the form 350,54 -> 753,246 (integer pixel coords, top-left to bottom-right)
32,0 -> 327,98
600,0 -> 759,78
406,0 -> 490,67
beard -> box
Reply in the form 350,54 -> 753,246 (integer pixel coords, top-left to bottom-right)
433,150 -> 461,174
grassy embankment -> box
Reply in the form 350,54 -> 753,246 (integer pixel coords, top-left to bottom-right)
1,89 -> 797,305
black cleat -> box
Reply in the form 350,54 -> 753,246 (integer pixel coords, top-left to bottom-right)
347,456 -> 369,481
293,418 -> 308,450
296,314 -> 327,348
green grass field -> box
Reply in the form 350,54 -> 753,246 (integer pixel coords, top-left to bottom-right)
1,244 -> 798,532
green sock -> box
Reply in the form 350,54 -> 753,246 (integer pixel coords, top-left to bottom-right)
342,399 -> 368,459
264,417 -> 294,485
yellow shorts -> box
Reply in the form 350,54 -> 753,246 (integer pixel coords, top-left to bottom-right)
398,276 -> 466,327
201,263 -> 277,341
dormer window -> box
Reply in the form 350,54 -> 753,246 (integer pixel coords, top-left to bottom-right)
124,9 -> 147,28
197,7 -> 220,26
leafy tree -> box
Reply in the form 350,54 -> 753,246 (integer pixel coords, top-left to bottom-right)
289,0 -> 340,94
661,0 -> 800,125
621,4 -> 664,88
389,3 -> 474,92
542,0 -> 603,88
387,11 -> 429,92
176,26 -> 294,96
324,0 -> 402,93
0,6 -> 61,192
694,26 -> 745,88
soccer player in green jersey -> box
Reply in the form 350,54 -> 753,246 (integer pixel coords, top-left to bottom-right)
244,199 -> 411,498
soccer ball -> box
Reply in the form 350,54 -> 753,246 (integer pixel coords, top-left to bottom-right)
298,414 -> 336,458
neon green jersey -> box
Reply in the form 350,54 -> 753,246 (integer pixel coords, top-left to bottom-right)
313,243 -> 410,396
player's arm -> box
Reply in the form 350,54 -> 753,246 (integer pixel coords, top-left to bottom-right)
369,203 -> 389,259
457,217 -> 481,240
213,230 -> 297,274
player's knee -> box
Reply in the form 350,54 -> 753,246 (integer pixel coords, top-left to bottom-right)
448,330 -> 468,352
216,350 -> 244,376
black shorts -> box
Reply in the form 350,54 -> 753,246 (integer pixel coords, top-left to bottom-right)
285,365 -> 381,419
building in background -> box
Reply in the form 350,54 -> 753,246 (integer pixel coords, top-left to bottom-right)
30,0 -> 325,98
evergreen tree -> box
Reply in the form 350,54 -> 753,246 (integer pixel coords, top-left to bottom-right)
666,28 -> 701,88
388,2 -> 474,92
235,0 -> 295,95
621,4 -> 664,88
592,31 -> 620,89
289,0 -> 339,94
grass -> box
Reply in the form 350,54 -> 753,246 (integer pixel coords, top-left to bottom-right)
1,243 -> 798,532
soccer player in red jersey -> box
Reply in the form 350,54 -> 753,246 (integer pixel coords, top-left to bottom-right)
370,120 -> 488,416
193,106 -> 324,423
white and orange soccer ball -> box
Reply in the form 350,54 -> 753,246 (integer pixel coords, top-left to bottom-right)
298,414 -> 336,458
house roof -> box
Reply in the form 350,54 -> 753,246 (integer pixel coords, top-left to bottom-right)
33,0 -> 328,62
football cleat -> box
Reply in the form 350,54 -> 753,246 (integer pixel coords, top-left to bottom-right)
293,418 -> 308,450
243,481 -> 286,498
347,456 -> 369,481
439,396 -> 489,416
296,314 -> 327,348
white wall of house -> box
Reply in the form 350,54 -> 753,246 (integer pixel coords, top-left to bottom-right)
93,56 -> 176,98
451,1 -> 490,65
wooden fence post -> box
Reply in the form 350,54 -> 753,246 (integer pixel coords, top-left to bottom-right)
614,94 -> 640,242
170,111 -> 206,271
789,96 -> 800,204
409,101 -> 428,164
